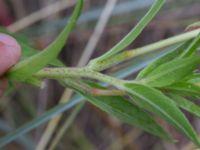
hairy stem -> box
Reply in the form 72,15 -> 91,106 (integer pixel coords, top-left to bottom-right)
35,67 -> 124,86
89,28 -> 200,71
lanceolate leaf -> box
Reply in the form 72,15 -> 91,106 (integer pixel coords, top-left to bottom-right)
169,94 -> 200,118
139,56 -> 200,87
89,0 -> 165,64
137,35 -> 200,81
8,0 -> 83,81
164,82 -> 200,97
0,26 -> 63,66
136,40 -> 192,80
121,83 -> 200,147
187,73 -> 200,83
80,93 -> 172,141
20,43 -> 64,67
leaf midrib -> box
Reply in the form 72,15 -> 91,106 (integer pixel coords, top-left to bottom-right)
141,58 -> 198,84
125,86 -> 195,140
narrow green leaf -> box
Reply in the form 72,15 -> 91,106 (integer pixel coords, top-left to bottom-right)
169,94 -> 200,118
89,0 -> 165,63
83,80 -> 107,89
0,27 -> 63,66
136,40 -> 192,80
140,56 -> 200,87
20,43 -> 38,59
164,82 -> 200,97
20,42 -> 64,67
80,92 -> 172,141
188,73 -> 200,83
122,83 -> 200,147
8,0 -> 83,81
179,34 -> 200,58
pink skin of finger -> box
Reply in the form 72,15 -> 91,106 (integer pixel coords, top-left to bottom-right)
0,33 -> 21,96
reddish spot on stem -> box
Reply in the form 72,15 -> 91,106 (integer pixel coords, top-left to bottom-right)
185,26 -> 200,32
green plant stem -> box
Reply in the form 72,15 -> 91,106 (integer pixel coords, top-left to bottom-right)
35,68 -> 139,97
89,28 -> 200,71
35,67 -> 125,86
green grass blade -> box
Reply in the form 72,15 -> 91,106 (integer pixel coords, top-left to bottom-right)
89,0 -> 165,63
136,40 -> 192,80
7,0 -> 83,81
169,94 -> 200,118
0,120 -> 34,150
80,93 -> 172,141
122,83 -> 200,147
0,96 -> 83,147
140,56 -> 200,87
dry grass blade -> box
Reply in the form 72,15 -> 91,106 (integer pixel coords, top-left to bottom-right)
7,0 -> 76,32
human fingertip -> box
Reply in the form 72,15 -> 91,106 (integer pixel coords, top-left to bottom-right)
0,33 -> 21,75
